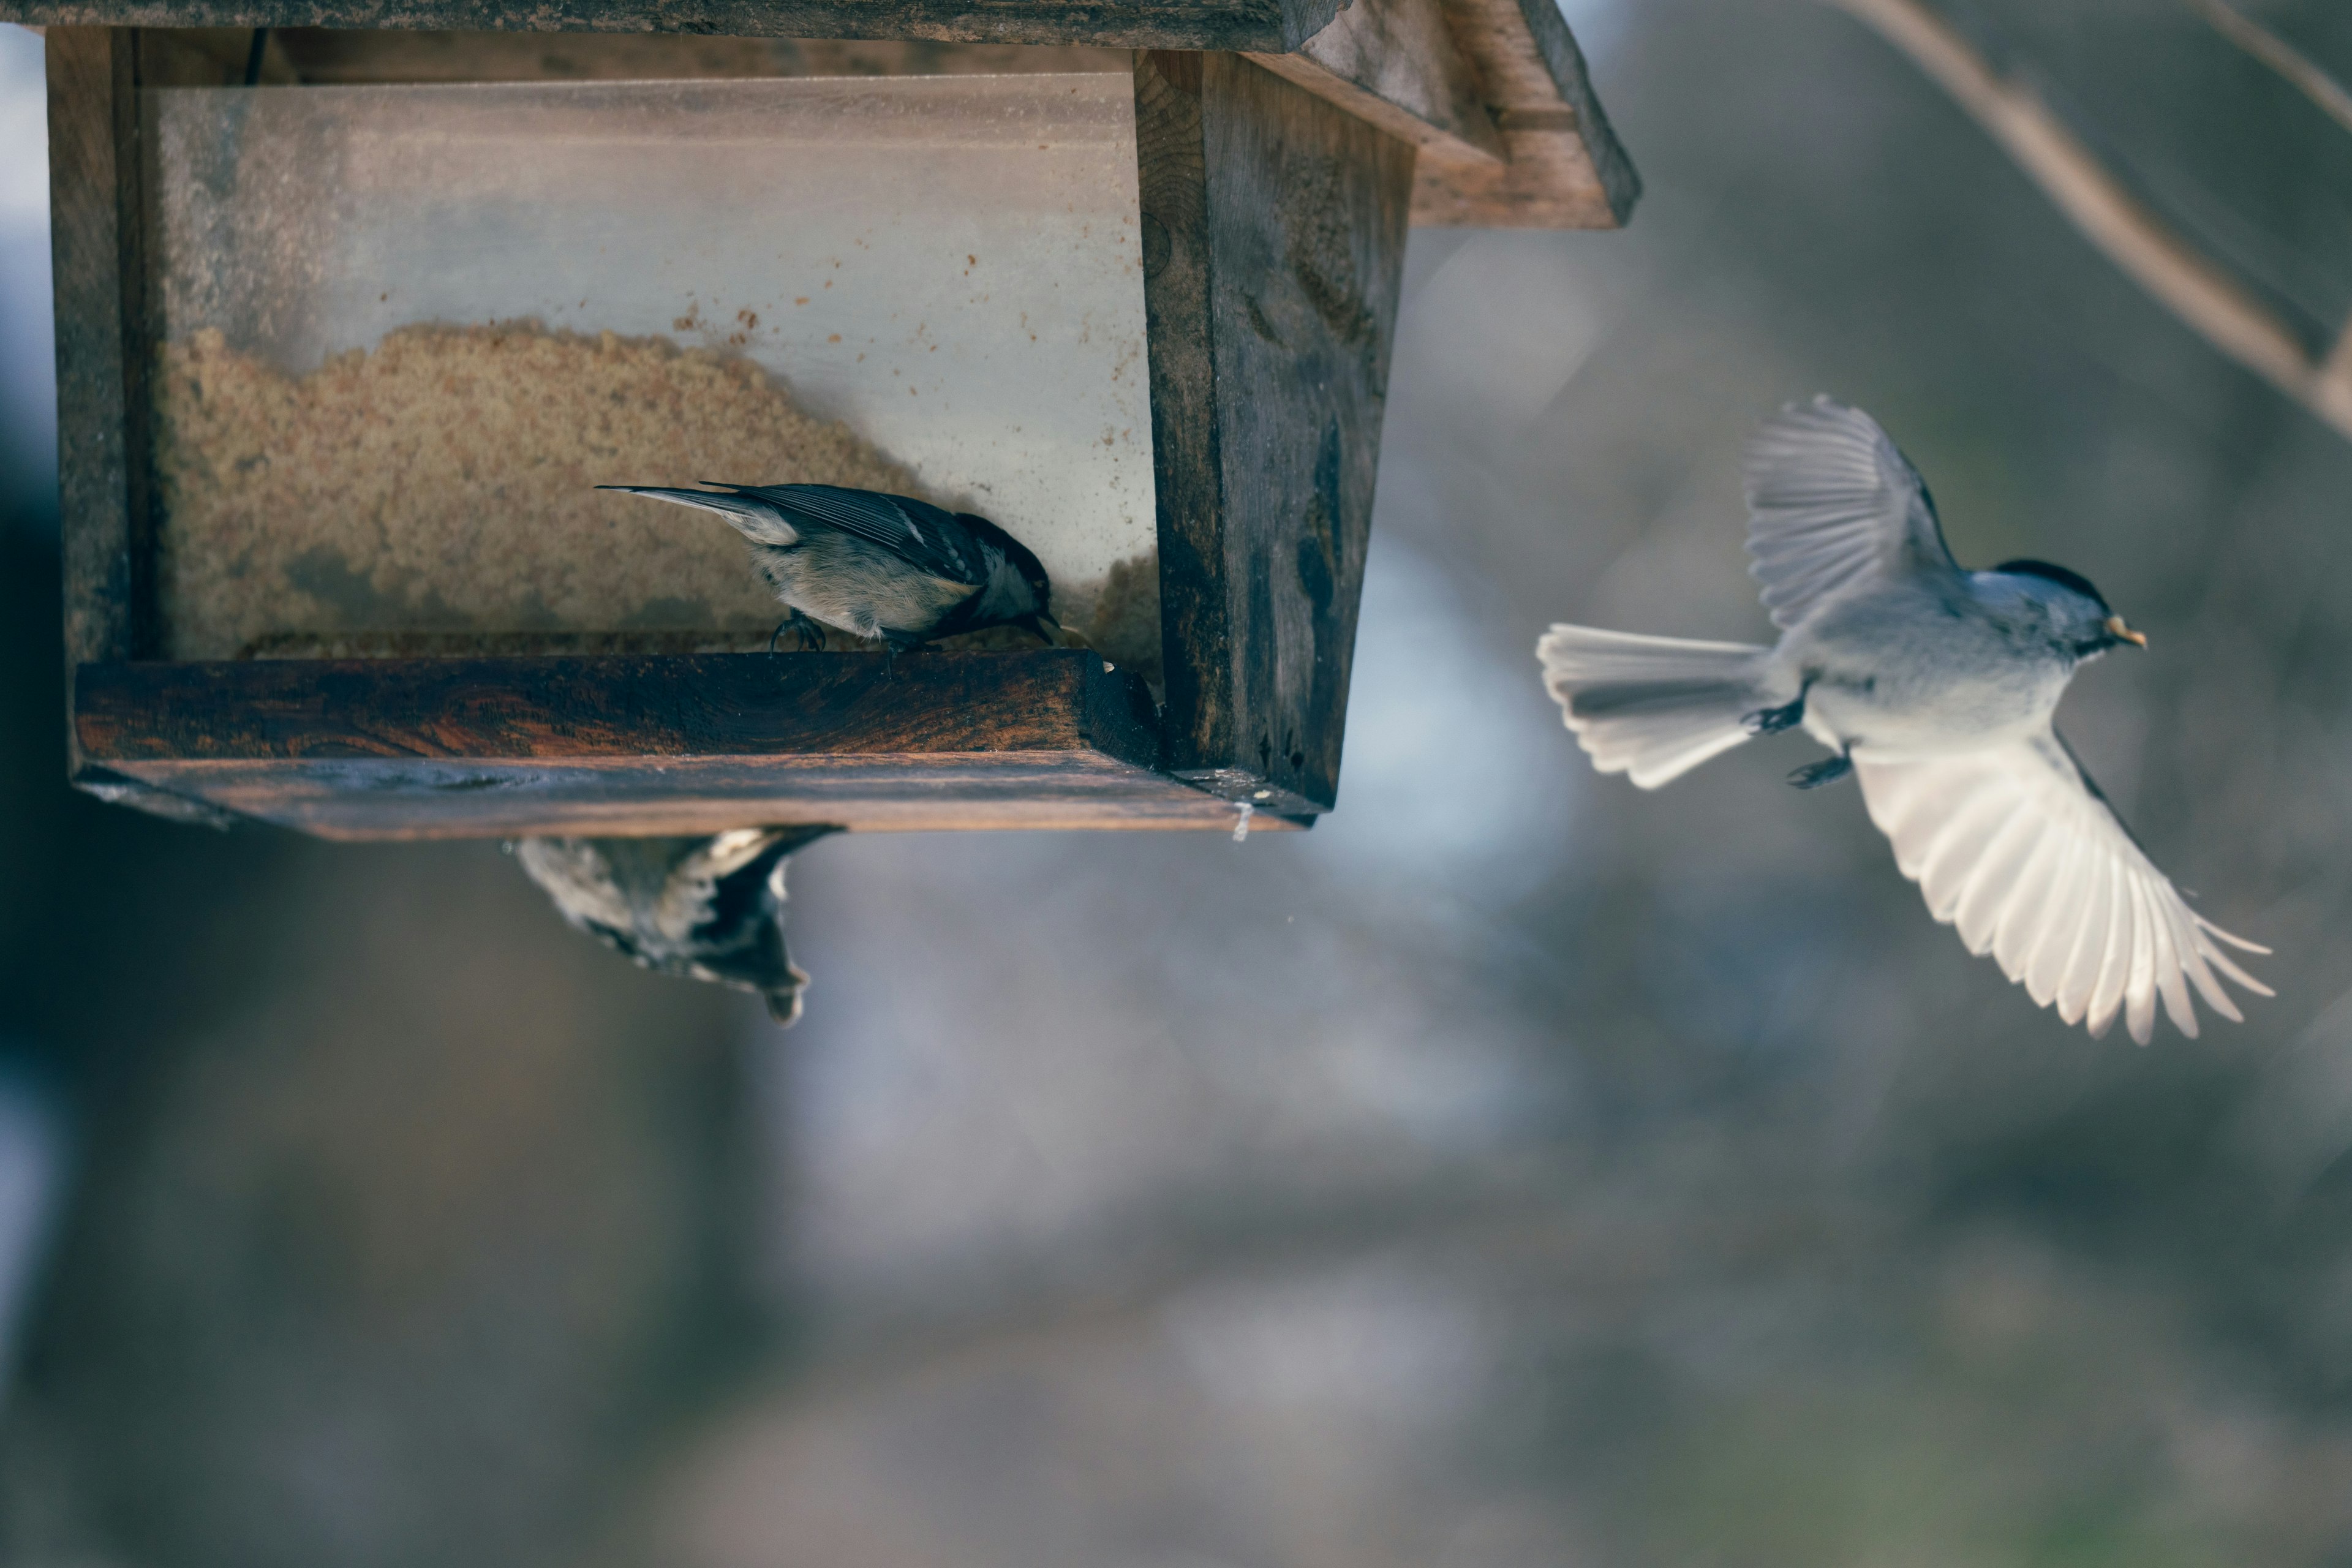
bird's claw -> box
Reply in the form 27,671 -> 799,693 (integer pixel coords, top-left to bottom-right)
767,612 -> 825,654
1744,695 -> 1807,736
1787,753 -> 1853,790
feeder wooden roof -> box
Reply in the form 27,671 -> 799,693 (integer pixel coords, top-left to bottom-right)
4,0 -> 1637,228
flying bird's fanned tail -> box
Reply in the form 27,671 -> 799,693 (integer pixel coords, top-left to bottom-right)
1537,625 -> 1774,789
1855,731 -> 2268,1044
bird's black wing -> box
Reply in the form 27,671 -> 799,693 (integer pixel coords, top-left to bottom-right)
713,484 -> 992,587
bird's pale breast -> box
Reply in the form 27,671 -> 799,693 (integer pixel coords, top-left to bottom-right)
1782,582 -> 2076,758
755,533 -> 975,642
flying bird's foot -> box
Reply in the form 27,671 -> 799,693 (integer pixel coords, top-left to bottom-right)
1787,753 -> 1853,790
1744,694 -> 1807,735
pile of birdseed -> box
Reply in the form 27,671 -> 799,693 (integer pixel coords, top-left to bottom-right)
152,322 -> 1164,677
153,323 -> 926,660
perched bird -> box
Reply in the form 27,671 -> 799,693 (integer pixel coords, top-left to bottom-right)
514,827 -> 834,1025
599,481 -> 1060,652
1536,396 -> 2267,1043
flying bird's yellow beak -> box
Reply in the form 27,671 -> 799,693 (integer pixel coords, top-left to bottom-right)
2105,615 -> 2147,648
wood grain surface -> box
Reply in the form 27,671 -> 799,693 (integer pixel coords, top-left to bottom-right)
71,652 -> 1299,835
0,0 -> 1346,50
1136,52 -> 1409,816
48,27 -> 145,682
76,651 -> 1158,763
1246,0 -> 1502,164
29,10 -> 1634,224
1412,0 -> 1639,227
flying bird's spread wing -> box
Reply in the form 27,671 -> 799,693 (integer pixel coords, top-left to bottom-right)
717,484 -> 993,588
1743,396 -> 1959,629
1855,731 -> 2268,1043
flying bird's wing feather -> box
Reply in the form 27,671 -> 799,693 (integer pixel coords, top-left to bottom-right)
718,484 -> 992,587
1743,396 -> 1960,629
1855,729 -> 2267,1044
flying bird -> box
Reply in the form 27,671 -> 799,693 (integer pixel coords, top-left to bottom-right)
600,481 -> 1060,653
514,827 -> 834,1025
1536,396 -> 2267,1044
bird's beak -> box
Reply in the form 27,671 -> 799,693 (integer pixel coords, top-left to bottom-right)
2104,614 -> 2147,648
1023,611 -> 1064,647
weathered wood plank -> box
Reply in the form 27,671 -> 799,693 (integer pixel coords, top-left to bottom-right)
48,26 -> 145,684
1412,0 -> 1638,228
96,756 -> 1304,837
72,651 -> 1298,836
105,16 -> 1630,228
1136,52 -> 1411,816
265,26 -> 1128,80
257,22 -> 1630,230
44,26 -> 213,831
0,0 -> 1345,50
1246,0 -> 1502,164
76,650 -> 1158,763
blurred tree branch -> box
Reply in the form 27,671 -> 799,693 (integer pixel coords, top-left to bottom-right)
1820,0 -> 2352,442
2192,0 -> 2352,138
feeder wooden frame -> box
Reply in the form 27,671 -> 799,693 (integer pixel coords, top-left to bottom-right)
23,6 -> 1634,838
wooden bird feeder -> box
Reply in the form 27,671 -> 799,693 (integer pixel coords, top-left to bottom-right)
17,0 -> 1635,838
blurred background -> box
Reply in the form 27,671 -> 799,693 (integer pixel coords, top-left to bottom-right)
6,2 -> 2352,1562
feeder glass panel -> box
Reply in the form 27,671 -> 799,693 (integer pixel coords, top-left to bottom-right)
141,74 -> 1158,673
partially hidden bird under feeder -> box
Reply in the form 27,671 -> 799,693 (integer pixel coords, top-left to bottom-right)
514,826 -> 834,1025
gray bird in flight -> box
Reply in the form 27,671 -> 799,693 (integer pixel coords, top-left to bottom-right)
1537,396 -> 2267,1044
515,827 -> 833,1025
600,481 -> 1060,653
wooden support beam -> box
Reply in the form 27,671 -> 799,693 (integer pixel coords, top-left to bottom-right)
72,651 -> 1302,837
47,27 -> 146,683
1246,0 -> 1502,164
0,0 -> 1347,51
41,24 -> 216,830
1135,51 -> 1412,816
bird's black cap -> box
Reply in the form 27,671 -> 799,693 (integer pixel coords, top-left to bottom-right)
1993,559 -> 2108,610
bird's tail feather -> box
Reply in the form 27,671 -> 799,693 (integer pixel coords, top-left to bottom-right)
597,484 -> 796,546
1536,625 -> 1774,789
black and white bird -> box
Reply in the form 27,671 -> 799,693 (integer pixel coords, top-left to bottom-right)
514,827 -> 834,1025
599,481 -> 1060,652
1537,396 -> 2267,1044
